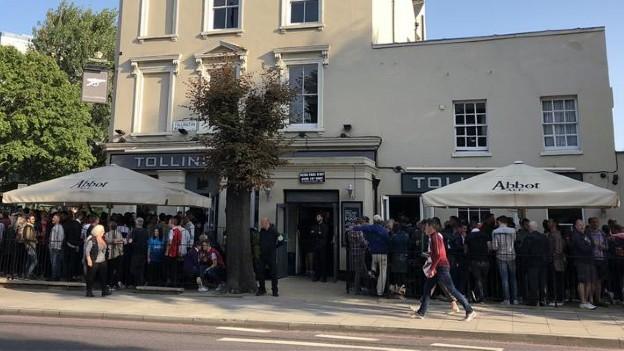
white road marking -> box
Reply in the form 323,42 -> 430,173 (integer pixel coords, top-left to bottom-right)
219,337 -> 420,351
431,343 -> 504,351
216,326 -> 272,333
315,334 -> 380,341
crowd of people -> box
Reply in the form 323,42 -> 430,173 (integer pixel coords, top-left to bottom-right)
346,213 -> 624,310
0,208 -> 228,296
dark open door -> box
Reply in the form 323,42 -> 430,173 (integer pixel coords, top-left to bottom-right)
275,203 -> 288,279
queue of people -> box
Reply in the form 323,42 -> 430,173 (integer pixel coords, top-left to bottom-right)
345,213 -> 624,311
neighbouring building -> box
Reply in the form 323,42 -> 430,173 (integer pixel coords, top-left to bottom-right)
106,0 -> 619,278
0,32 -> 32,53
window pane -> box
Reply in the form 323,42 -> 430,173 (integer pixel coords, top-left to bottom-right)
477,114 -> 486,124
227,7 -> 239,28
476,103 -> 486,114
213,8 -> 226,29
466,127 -> 476,136
304,95 -> 318,123
466,115 -> 475,124
455,104 -> 464,114
289,95 -> 304,124
456,127 -> 465,136
214,0 -> 226,6
466,103 -> 475,114
455,115 -> 465,125
467,137 -> 477,147
303,65 -> 318,94
554,111 -> 564,122
566,124 -> 577,134
543,112 -> 553,123
291,1 -> 305,23
542,100 -> 552,111
555,124 -> 566,135
477,137 -> 487,147
567,136 -> 578,146
565,111 -> 576,122
565,99 -> 576,110
553,100 -> 564,110
288,66 -> 304,91
556,136 -> 566,147
543,125 -> 553,135
305,0 -> 319,22
544,136 -> 554,147
456,137 -> 465,147
477,126 -> 486,136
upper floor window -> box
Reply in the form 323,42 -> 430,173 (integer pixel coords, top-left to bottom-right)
542,97 -> 580,150
454,101 -> 487,151
203,0 -> 243,35
288,63 -> 319,127
138,0 -> 179,41
280,0 -> 323,31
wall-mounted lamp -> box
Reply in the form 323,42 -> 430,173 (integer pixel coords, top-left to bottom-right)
178,128 -> 189,135
343,124 -> 352,132
264,187 -> 272,199
612,174 -> 619,186
114,129 -> 126,136
346,184 -> 354,199
393,166 -> 406,174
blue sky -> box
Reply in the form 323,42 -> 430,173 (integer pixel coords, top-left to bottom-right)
1,0 -> 623,149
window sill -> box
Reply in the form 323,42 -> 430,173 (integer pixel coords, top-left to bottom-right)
452,151 -> 492,158
279,23 -> 324,33
540,149 -> 583,156
137,34 -> 178,42
200,29 -> 244,38
283,126 -> 325,133
130,132 -> 174,137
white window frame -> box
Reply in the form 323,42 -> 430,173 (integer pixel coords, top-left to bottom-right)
541,96 -> 581,152
280,0 -> 324,32
202,0 -> 244,37
138,0 -> 179,42
281,59 -> 323,132
453,100 -> 488,152
130,55 -> 180,136
457,208 -> 491,224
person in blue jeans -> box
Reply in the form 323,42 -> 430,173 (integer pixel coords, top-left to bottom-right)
491,216 -> 518,305
412,219 -> 477,321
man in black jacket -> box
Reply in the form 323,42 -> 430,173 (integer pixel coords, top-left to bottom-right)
520,221 -> 550,306
572,219 -> 597,309
310,214 -> 330,282
256,218 -> 284,296
63,212 -> 83,281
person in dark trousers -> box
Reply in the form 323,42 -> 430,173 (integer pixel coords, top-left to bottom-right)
85,225 -> 110,297
129,218 -> 149,287
256,217 -> 284,296
520,221 -> 550,306
466,225 -> 490,303
347,218 -> 368,295
412,219 -> 477,321
63,212 -> 82,281
353,215 -> 390,297
571,219 -> 597,310
309,214 -> 330,282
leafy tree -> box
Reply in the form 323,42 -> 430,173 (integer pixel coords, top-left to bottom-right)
32,0 -> 117,152
187,66 -> 293,293
0,46 -> 97,185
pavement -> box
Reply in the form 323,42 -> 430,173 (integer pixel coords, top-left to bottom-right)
0,277 -> 623,349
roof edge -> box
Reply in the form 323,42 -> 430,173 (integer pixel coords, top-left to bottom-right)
372,27 -> 605,49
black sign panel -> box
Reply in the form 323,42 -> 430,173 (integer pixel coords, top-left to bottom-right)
401,173 -> 479,193
341,201 -> 363,248
110,153 -> 208,170
299,171 -> 325,184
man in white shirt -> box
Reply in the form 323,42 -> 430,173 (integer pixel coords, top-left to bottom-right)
49,214 -> 65,281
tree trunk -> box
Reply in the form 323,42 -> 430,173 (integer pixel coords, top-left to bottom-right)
225,188 -> 257,293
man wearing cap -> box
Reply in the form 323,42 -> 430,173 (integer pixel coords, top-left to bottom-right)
353,215 -> 390,297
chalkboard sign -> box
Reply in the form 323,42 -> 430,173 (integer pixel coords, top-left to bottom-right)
341,201 -> 363,248
299,171 -> 325,184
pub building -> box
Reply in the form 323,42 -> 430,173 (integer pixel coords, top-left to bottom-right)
105,0 -> 621,279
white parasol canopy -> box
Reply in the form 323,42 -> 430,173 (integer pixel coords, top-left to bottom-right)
1,164 -> 211,208
422,161 -> 619,209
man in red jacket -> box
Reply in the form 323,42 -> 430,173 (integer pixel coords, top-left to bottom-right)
412,218 -> 477,321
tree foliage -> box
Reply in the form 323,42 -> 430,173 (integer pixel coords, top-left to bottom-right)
0,46 -> 97,185
31,0 -> 117,147
187,66 -> 293,292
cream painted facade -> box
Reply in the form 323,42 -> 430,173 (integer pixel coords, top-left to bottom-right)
107,0 -> 618,275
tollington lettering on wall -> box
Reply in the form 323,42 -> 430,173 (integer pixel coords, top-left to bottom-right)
110,153 -> 209,170
401,173 -> 478,193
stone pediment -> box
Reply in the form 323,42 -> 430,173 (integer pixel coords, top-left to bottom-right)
194,41 -> 247,75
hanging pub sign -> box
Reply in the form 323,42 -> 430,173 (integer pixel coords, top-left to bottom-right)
81,69 -> 109,104
299,171 -> 325,184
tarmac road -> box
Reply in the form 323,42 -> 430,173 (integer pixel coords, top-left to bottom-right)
0,314 -> 613,351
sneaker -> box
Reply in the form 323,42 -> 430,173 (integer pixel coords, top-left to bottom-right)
464,311 -> 477,322
410,311 -> 425,319
512,300 -> 519,305
579,303 -> 597,310
450,301 -> 460,314
198,286 -> 209,292
409,305 -> 419,312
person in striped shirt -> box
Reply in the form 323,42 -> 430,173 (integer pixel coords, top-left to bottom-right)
411,219 -> 476,321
